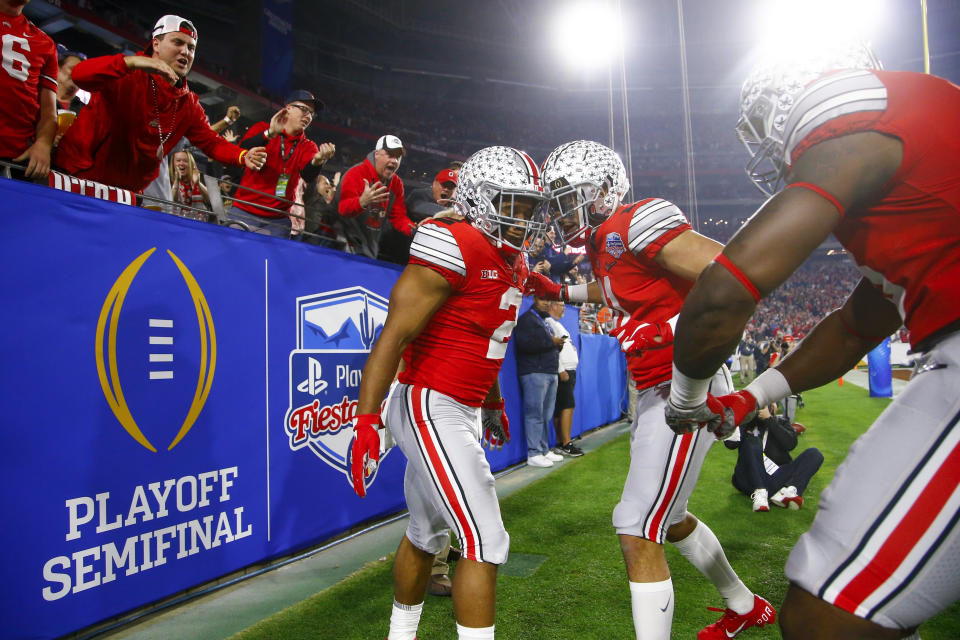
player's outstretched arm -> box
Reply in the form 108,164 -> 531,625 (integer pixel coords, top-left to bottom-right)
654,229 -> 722,282
672,130 -> 901,382
356,265 -> 452,416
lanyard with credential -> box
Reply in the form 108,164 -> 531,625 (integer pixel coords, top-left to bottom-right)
275,135 -> 300,198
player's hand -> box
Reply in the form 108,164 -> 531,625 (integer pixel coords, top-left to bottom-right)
665,394 -> 724,435
350,414 -> 382,497
13,140 -> 52,179
311,142 -> 336,166
611,319 -> 673,355
523,271 -> 562,299
711,390 -> 759,439
125,55 -> 179,86
359,178 -> 389,209
481,399 -> 510,450
243,147 -> 267,171
226,105 -> 241,121
222,129 -> 239,143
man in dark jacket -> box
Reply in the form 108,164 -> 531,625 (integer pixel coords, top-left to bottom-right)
514,296 -> 565,467
725,406 -> 823,512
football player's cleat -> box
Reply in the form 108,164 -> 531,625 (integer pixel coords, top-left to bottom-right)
540,140 -> 629,245
737,42 -> 881,196
698,594 -> 776,640
350,414 -> 382,497
454,146 -> 546,253
481,398 -> 510,450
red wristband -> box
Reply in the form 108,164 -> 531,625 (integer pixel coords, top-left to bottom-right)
714,254 -> 762,302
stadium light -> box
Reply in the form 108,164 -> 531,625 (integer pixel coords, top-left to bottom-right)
552,2 -> 624,70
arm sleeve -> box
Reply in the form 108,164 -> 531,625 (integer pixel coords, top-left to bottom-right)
239,121 -> 269,148
387,181 -> 416,237
625,199 -> 692,261
299,142 -> 322,182
69,54 -> 129,91
337,167 -> 366,217
39,44 -> 58,93
768,416 -> 799,453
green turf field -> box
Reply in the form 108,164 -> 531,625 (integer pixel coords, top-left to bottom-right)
231,382 -> 960,639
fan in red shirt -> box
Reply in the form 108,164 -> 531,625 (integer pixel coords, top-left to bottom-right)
230,90 -> 335,238
53,14 -> 266,193
0,0 -> 58,179
336,134 -> 417,259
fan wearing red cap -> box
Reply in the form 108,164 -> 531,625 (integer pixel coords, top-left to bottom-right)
54,14 -> 267,192
0,0 -> 58,179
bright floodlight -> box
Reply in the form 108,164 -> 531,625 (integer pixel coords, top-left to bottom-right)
756,0 -> 885,52
553,2 -> 624,70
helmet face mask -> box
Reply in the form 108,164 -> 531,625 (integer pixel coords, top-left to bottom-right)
540,141 -> 629,246
737,42 -> 882,196
454,146 -> 547,253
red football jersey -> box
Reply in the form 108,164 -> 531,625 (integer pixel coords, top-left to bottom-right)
0,12 -> 57,158
399,219 -> 529,406
588,198 -> 692,389
786,70 -> 960,347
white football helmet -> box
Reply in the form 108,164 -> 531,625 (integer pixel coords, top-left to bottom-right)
737,42 -> 881,196
454,146 -> 547,253
540,140 -> 629,246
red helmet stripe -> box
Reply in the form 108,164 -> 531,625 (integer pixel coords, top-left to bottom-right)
519,151 -> 541,190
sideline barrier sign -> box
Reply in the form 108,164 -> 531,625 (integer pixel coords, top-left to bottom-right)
0,180 -> 625,639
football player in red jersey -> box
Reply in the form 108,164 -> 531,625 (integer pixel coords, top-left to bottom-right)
665,42 -> 960,639
349,146 -> 546,640
527,140 -> 775,640
0,0 -> 58,179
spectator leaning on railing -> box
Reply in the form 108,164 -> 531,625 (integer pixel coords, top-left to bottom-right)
53,14 -> 266,193
230,90 -> 335,238
0,0 -> 58,180
335,134 -> 416,260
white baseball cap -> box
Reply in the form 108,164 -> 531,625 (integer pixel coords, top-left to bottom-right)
152,15 -> 198,42
376,134 -> 405,156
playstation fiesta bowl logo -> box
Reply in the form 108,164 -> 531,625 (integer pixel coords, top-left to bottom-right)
96,248 -> 216,452
284,287 -> 391,492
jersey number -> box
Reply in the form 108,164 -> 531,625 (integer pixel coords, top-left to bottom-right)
2,35 -> 31,82
486,287 -> 523,360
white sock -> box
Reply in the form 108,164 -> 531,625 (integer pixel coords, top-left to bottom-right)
388,599 -> 423,640
671,520 -> 754,613
629,578 -> 674,640
456,622 -> 495,639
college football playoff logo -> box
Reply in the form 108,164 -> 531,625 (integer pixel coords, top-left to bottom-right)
284,287 -> 391,492
95,248 -> 216,452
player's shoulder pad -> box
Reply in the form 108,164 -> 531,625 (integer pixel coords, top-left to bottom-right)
410,220 -> 467,276
784,70 -> 888,163
626,198 -> 688,255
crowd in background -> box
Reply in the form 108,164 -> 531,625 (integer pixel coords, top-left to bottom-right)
1,3 -> 865,350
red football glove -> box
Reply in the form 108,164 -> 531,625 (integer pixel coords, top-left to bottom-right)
611,318 -> 674,355
711,390 -> 759,439
523,272 -> 562,300
350,414 -> 382,497
481,398 -> 510,450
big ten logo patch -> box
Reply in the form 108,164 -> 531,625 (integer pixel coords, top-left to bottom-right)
96,248 -> 215,452
284,287 -> 391,492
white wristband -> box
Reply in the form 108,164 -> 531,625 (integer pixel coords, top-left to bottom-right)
223,116 -> 235,125
669,363 -> 712,408
744,368 -> 792,408
565,283 -> 589,303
